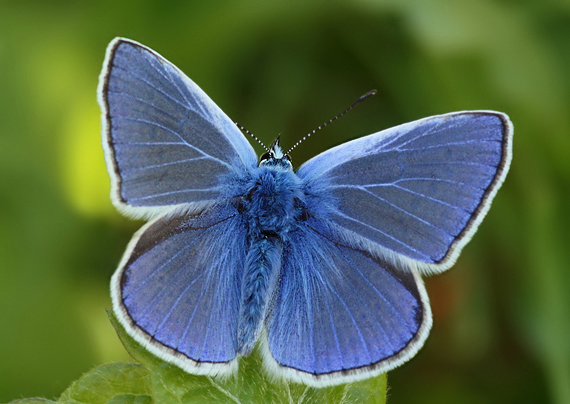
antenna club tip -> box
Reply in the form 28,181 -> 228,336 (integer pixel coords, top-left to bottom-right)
351,89 -> 377,108
360,89 -> 377,100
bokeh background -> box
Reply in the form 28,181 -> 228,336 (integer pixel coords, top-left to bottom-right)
1,1 -> 569,403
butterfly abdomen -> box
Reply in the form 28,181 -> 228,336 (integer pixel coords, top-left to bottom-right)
237,236 -> 282,355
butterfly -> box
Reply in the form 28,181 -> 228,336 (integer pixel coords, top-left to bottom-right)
97,37 -> 513,387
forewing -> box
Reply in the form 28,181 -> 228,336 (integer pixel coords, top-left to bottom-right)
111,202 -> 247,375
264,222 -> 431,386
98,38 -> 257,217
297,111 -> 513,272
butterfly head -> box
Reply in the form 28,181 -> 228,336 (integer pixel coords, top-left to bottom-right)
259,137 -> 293,171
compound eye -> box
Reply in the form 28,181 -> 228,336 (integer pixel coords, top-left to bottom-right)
260,152 -> 272,162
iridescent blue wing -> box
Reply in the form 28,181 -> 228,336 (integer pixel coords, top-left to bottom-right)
297,112 -> 513,273
264,221 -> 431,386
111,202 -> 246,375
98,38 -> 257,218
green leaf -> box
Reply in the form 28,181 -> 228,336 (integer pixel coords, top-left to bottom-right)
108,309 -> 387,404
7,399 -> 57,404
57,362 -> 152,404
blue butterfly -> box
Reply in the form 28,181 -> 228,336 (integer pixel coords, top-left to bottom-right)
97,37 -> 513,387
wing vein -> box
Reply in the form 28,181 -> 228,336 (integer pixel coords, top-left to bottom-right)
323,290 -> 344,368
198,268 -> 218,360
137,261 -> 205,321
155,270 -> 208,338
381,116 -> 450,149
396,138 -> 500,152
385,116 -> 473,150
178,270 -> 214,352
107,89 -> 181,121
331,210 -> 429,259
125,237 -> 198,298
145,56 -> 194,108
330,177 -> 477,189
328,283 -> 372,363
389,183 -> 470,213
340,247 -> 412,337
112,63 -> 188,109
129,188 -> 219,202
117,116 -> 231,168
115,141 -> 187,146
359,187 -> 450,235
125,156 -> 210,172
161,61 -> 211,118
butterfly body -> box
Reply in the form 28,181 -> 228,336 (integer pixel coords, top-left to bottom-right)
235,140 -> 306,355
98,37 -> 513,386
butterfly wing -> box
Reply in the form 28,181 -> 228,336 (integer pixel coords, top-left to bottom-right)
297,111 -> 513,273
111,202 -> 247,375
98,37 -> 257,218
264,221 -> 431,386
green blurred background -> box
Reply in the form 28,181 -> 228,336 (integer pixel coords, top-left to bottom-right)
1,0 -> 569,403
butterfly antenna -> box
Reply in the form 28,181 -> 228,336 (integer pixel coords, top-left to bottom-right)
285,89 -> 377,155
235,122 -> 269,152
